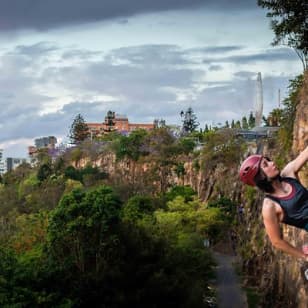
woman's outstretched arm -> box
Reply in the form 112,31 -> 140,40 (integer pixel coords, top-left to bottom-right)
281,146 -> 308,178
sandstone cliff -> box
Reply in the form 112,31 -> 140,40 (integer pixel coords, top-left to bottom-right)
239,71 -> 308,307
73,71 -> 308,306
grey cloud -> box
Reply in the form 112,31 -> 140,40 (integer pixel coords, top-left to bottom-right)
0,41 -> 297,152
234,71 -> 257,79
193,73 -> 295,125
61,49 -> 103,60
225,48 -> 298,63
0,0 -> 258,32
209,65 -> 223,71
0,101 -> 105,143
41,45 -> 202,101
12,42 -> 59,57
203,48 -> 299,64
190,46 -> 243,54
106,44 -> 191,67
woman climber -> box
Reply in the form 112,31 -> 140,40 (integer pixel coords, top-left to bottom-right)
239,146 -> 308,260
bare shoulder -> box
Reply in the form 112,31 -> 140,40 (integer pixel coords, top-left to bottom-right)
262,198 -> 277,219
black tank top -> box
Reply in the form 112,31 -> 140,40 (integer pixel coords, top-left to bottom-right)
265,177 -> 308,231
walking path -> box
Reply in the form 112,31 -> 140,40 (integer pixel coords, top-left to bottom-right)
212,243 -> 248,308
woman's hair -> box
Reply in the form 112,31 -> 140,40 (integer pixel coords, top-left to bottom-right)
253,157 -> 281,194
254,169 -> 275,193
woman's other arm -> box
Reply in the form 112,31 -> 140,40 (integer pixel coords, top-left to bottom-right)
281,146 -> 308,178
262,199 -> 307,259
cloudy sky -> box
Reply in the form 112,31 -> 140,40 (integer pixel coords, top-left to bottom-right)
0,0 -> 303,157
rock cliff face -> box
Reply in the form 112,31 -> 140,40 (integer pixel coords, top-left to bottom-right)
293,71 -> 308,188
293,71 -> 308,157
279,71 -> 308,306
239,72 -> 308,307
75,72 -> 308,306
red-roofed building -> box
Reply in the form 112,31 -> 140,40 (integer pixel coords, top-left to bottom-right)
87,111 -> 155,137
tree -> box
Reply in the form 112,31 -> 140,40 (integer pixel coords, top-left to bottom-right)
104,110 -> 116,132
122,195 -> 155,222
47,186 -> 122,274
279,74 -> 304,150
231,120 -> 235,129
241,116 -> 249,129
113,129 -> 148,161
267,108 -> 283,126
258,0 -> 307,70
235,120 -> 241,129
69,114 -> 90,144
180,107 -> 199,135
248,112 -> 255,128
37,163 -> 52,182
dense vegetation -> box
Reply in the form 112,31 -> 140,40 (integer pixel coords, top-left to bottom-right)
0,127 -> 243,307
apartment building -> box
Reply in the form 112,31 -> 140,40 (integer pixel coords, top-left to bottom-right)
87,111 -> 155,138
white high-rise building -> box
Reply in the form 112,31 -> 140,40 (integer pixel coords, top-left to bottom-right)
254,72 -> 264,127
0,149 -> 5,175
5,157 -> 28,173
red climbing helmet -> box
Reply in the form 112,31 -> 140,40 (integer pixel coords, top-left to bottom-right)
239,155 -> 263,186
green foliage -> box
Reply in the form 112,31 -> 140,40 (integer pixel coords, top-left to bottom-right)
248,111 -> 256,128
53,157 -> 66,175
104,110 -> 116,132
244,186 -> 257,207
64,165 -> 82,182
47,186 -> 122,273
258,0 -> 307,69
177,137 -> 196,154
266,108 -> 282,126
278,74 -> 304,151
0,179 -> 219,307
208,196 -> 236,211
145,127 -> 177,158
181,107 -> 199,135
37,163 -> 52,182
70,147 -> 83,166
207,196 -> 237,224
155,194 -> 229,245
36,148 -> 52,165
64,178 -> 83,194
113,129 -> 148,161
2,163 -> 33,185
122,195 -> 156,222
165,185 -> 196,203
9,211 -> 48,253
69,114 -> 90,144
192,159 -> 200,171
18,173 -> 39,199
174,162 -> 186,178
167,196 -> 199,213
64,165 -> 107,186
201,129 -> 246,170
241,116 -> 249,129
195,207 -> 227,242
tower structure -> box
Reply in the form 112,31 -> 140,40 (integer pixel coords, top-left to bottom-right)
254,72 -> 263,127
0,149 -> 5,174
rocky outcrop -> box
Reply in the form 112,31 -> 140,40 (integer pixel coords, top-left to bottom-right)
279,70 -> 308,306
239,71 -> 308,307
293,71 -> 308,157
70,71 -> 308,306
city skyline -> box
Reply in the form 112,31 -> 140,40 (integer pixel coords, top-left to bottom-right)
0,0 -> 303,157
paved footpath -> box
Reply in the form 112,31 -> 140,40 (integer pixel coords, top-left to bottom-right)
213,252 -> 248,308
